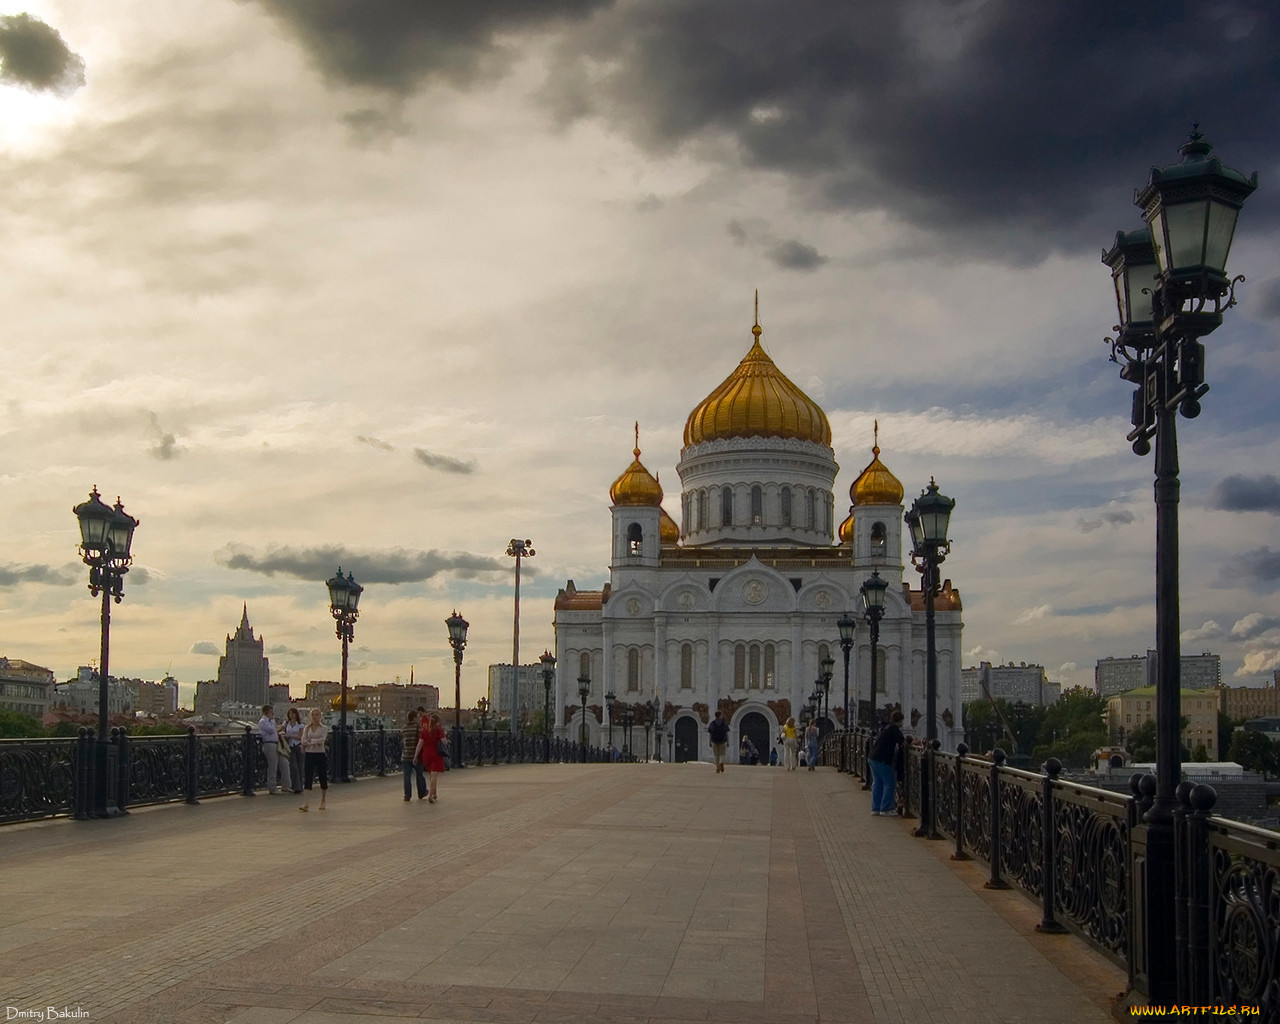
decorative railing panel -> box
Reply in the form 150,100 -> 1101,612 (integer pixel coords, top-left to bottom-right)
996,769 -> 1044,900
196,734 -> 246,798
127,736 -> 190,805
904,744 -> 922,817
0,737 -> 77,823
959,759 -> 990,863
1209,819 -> 1280,1020
1050,782 -> 1130,966
934,753 -> 958,840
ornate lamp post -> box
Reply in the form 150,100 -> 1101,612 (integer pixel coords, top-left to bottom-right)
818,656 -> 834,734
1102,127 -> 1254,1005
837,613 -> 856,771
905,479 -> 955,840
605,690 -> 616,751
326,568 -> 363,783
539,650 -> 555,760
506,539 -> 534,737
651,696 -> 663,762
477,696 -> 489,732
446,610 -> 469,768
73,487 -> 139,819
859,571 -> 888,729
577,673 -> 590,761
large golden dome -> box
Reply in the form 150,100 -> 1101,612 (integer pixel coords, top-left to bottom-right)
683,318 -> 831,448
609,428 -> 664,507
851,427 -> 903,506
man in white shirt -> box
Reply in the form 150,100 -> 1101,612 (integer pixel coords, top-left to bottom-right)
258,704 -> 290,795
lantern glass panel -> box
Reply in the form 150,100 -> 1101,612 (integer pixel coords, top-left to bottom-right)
1204,201 -> 1239,273
1166,200 -> 1209,272
107,511 -> 135,558
1127,264 -> 1158,324
1149,209 -> 1168,276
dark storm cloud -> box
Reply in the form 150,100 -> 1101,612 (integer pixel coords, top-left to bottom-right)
1210,474 -> 1280,514
250,0 -> 611,93
0,563 -> 77,586
148,412 -> 181,460
767,239 -> 827,270
0,13 -> 85,95
1077,509 -> 1136,533
356,434 -> 395,451
413,448 -> 477,474
215,543 -> 509,584
1218,546 -> 1280,589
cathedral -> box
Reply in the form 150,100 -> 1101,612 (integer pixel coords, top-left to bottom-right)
553,308 -> 964,762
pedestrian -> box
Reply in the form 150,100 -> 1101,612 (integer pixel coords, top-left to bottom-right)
401,709 -> 427,801
707,710 -> 730,773
769,747 -> 778,767
783,716 -> 799,770
805,719 -> 820,772
868,710 -> 906,815
283,707 -> 304,794
299,708 -> 329,812
258,704 -> 290,794
415,712 -> 447,804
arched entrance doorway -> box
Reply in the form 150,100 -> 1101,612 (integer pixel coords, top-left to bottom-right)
817,716 -> 835,740
673,717 -> 699,762
738,711 -> 770,765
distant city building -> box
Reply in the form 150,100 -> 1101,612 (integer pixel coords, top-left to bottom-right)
127,676 -> 179,716
305,680 -> 341,708
268,684 -> 291,705
961,661 -> 1056,706
487,664 -> 545,721
1107,686 -> 1218,758
53,666 -> 134,717
195,606 -> 271,712
0,658 -> 56,719
1243,716 -> 1280,741
1219,683 -> 1280,722
1096,650 -> 1220,697
355,682 -> 440,724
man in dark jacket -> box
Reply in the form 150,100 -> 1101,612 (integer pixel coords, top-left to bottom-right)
708,711 -> 730,773
868,710 -> 905,815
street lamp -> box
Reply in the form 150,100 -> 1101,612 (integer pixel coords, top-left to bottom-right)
577,673 -> 590,761
905,478 -> 955,840
539,650 -> 555,760
651,696 -> 663,762
1102,127 -> 1254,1005
326,568 -> 363,783
860,571 -> 888,729
477,695 -> 489,732
506,539 -> 534,738
446,610 -> 469,768
73,487 -> 139,818
818,656 -> 834,734
837,612 -> 856,771
605,690 -> 616,751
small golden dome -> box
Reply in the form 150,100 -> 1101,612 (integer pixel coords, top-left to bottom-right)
683,309 -> 831,448
609,424 -> 664,507
851,424 -> 903,506
330,692 -> 358,712
838,508 -> 855,544
659,508 -> 680,543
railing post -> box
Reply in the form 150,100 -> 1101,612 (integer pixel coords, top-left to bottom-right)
1036,757 -> 1067,934
185,727 -> 199,804
73,727 -> 93,820
985,748 -> 1009,890
952,743 -> 969,861
914,739 -> 940,839
376,724 -> 387,777
1185,782 -> 1216,1006
242,726 -> 255,796
114,728 -> 131,813
1174,779 -> 1194,1002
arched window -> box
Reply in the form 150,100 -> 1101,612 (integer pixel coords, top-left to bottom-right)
681,644 -> 693,690
698,489 -> 709,530
871,522 -> 887,557
751,486 -> 763,525
683,493 -> 691,532
807,489 -> 817,529
579,651 -> 590,679
721,487 -> 734,527
876,648 -> 887,692
748,644 -> 761,688
781,487 -> 792,527
627,649 -> 640,692
764,644 -> 776,688
818,643 -> 830,674
734,644 -> 746,689
627,522 -> 643,555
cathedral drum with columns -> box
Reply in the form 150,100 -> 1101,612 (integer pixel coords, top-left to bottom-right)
553,308 -> 963,763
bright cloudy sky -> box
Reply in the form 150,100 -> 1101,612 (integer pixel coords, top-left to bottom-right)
2,1 -> 1278,709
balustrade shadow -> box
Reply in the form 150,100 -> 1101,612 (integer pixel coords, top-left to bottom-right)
822,728 -> 1280,1020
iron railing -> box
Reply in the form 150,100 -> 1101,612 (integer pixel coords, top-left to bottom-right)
823,727 -> 1279,1018
1,725 -> 614,826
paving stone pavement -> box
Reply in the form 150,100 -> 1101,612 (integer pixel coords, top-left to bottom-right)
0,762 -> 1125,1023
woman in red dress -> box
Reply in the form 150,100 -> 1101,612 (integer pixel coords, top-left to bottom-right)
415,712 -> 447,803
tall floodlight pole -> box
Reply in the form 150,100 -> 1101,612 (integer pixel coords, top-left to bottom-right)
1101,127 -> 1254,1006
326,568 -> 363,783
506,539 -> 534,737
73,488 -> 139,819
446,610 -> 469,769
